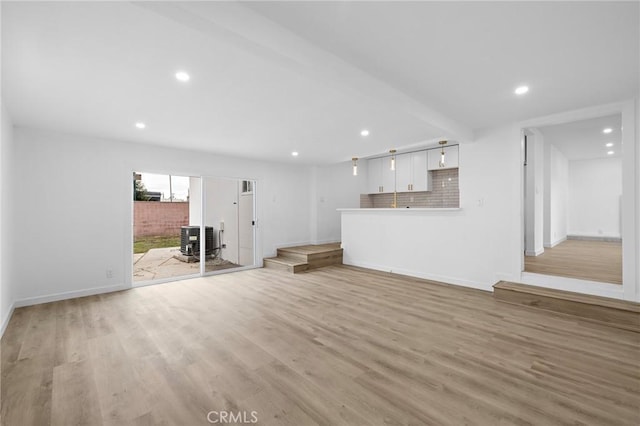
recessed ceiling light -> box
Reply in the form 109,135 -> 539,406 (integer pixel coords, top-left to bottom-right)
514,85 -> 529,95
603,128 -> 613,134
175,71 -> 190,82
607,151 -> 614,155
606,142 -> 614,147
291,151 -> 299,157
360,129 -> 370,137
135,122 -> 146,129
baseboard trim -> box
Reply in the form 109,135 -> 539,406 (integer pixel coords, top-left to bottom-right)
343,259 -> 493,293
567,235 -> 622,243
1,301 -> 16,339
14,283 -> 129,309
525,248 -> 544,256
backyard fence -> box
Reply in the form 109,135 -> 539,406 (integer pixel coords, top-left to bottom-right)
134,201 -> 189,238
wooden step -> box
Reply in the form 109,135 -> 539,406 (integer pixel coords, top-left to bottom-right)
275,248 -> 307,263
306,249 -> 343,270
263,256 -> 309,274
493,281 -> 640,332
266,243 -> 343,274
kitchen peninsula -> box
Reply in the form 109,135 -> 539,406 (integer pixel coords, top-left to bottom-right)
340,144 -> 474,288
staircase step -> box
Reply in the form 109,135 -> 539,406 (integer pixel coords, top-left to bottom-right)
263,256 -> 309,274
266,243 -> 343,274
306,249 -> 343,270
277,242 -> 340,255
275,248 -> 307,263
494,281 -> 640,332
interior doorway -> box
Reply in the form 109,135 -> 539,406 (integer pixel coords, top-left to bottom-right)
521,114 -> 623,285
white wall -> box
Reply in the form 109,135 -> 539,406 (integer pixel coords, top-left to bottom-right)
312,161 -> 368,244
1,102 -> 16,334
524,129 -> 544,256
621,99 -> 638,300
636,97 -> 640,299
342,125 -> 523,291
568,157 -> 622,238
543,136 -> 551,248
11,127 -> 312,306
546,144 -> 568,246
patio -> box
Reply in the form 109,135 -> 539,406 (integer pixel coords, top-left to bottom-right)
133,247 -> 239,282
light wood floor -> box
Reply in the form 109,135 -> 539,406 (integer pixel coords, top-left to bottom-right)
525,239 -> 622,284
2,266 -> 639,425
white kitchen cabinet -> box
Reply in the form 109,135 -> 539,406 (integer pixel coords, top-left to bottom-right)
366,158 -> 382,194
428,145 -> 459,170
396,151 -> 432,192
395,154 -> 411,192
382,161 -> 395,193
367,157 -> 396,193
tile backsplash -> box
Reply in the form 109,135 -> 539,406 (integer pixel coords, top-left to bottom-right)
360,168 -> 459,208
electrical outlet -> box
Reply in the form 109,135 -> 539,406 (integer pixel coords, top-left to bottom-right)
106,269 -> 113,279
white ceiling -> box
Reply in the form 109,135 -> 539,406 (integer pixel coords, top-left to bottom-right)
246,1 -> 640,130
2,1 -> 638,165
536,114 -> 622,161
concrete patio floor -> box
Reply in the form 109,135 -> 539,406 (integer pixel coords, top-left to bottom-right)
133,247 -> 239,282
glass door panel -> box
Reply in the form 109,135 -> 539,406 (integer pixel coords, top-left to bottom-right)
133,172 -> 200,284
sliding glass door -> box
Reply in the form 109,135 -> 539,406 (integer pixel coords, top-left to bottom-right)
133,173 -> 257,285
133,172 -> 200,284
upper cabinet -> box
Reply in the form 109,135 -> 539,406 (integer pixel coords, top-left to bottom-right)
366,157 -> 382,194
396,151 -> 432,192
366,145 -> 458,194
367,157 -> 395,194
428,145 -> 459,170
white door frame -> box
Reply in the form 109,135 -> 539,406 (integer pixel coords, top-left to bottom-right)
517,100 -> 638,302
129,172 -> 260,288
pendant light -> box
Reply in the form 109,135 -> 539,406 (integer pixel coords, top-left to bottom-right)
438,140 -> 447,168
389,149 -> 397,171
352,157 -> 358,176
